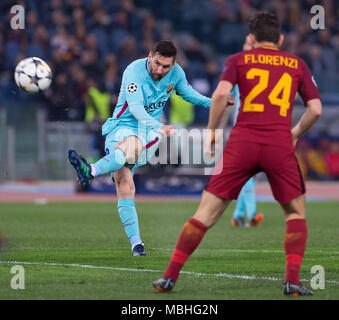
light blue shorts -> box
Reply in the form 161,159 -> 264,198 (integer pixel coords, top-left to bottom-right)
104,125 -> 162,169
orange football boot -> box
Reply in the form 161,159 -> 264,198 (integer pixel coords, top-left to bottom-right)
250,213 -> 264,227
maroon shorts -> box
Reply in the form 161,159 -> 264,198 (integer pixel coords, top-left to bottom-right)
206,141 -> 305,204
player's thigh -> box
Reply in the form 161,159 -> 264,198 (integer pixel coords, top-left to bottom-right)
105,126 -> 144,162
261,146 -> 305,204
206,141 -> 260,200
193,190 -> 231,228
105,135 -> 143,165
134,131 -> 162,168
114,166 -> 135,197
280,194 -> 306,221
115,136 -> 143,163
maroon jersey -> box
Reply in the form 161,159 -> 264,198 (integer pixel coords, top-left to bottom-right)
221,46 -> 320,147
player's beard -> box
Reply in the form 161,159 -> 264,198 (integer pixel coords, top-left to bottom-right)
149,64 -> 165,81
150,71 -> 163,81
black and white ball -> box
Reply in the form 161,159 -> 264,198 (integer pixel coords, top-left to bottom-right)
14,57 -> 52,94
127,83 -> 138,93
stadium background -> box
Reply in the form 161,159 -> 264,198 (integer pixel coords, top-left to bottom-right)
0,0 -> 339,302
0,0 -> 339,198
0,0 -> 339,196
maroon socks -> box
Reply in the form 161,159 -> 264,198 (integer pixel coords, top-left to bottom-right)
284,219 -> 308,284
164,218 -> 208,281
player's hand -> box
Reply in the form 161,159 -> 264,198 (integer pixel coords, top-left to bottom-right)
227,97 -> 235,107
204,129 -> 217,157
159,125 -> 176,137
204,129 -> 216,157
291,128 -> 299,147
204,129 -> 223,157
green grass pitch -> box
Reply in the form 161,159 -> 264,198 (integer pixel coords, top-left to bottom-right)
0,201 -> 338,300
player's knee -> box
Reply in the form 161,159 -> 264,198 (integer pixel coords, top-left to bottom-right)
280,195 -> 306,220
193,195 -> 229,228
197,206 -> 226,228
115,178 -> 135,197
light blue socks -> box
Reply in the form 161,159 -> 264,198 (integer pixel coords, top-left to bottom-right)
91,148 -> 126,176
117,198 -> 142,248
233,177 -> 257,220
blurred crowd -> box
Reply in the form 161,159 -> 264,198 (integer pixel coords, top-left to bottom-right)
297,137 -> 339,180
1,0 -> 339,120
0,0 -> 339,178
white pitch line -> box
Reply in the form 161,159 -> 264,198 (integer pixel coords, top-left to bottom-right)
1,260 -> 338,285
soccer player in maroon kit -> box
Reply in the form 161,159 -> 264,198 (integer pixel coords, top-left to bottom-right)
153,12 -> 322,296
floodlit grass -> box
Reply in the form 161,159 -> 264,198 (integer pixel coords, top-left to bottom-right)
0,201 -> 338,300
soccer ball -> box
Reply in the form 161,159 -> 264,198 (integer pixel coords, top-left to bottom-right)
14,57 -> 52,94
127,82 -> 138,93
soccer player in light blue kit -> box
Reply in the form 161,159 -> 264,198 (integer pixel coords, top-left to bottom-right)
68,41 -> 211,256
230,36 -> 263,227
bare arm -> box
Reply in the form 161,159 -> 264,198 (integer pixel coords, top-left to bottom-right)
291,98 -> 322,146
175,64 -> 211,108
216,94 -> 236,130
217,107 -> 231,129
207,81 -> 233,130
205,81 -> 233,157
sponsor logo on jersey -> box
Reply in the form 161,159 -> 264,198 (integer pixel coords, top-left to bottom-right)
144,101 -> 167,113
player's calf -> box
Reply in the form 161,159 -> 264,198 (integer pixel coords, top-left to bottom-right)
114,167 -> 136,198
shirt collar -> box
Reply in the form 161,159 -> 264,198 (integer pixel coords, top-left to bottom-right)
258,45 -> 279,51
145,58 -> 151,76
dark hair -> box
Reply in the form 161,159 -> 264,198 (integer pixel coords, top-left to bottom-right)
152,40 -> 177,59
248,12 -> 281,43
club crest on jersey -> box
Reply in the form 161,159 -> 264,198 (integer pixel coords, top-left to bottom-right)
127,83 -> 138,93
166,84 -> 173,94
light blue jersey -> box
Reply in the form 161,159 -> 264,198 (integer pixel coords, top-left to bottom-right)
102,58 -> 211,139
101,57 -> 211,168
231,84 -> 241,126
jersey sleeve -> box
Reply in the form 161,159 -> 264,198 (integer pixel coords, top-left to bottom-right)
174,65 -> 211,108
123,67 -> 163,131
220,54 -> 238,86
298,60 -> 321,105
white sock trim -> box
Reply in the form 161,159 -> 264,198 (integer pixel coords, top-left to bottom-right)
90,164 -> 96,176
